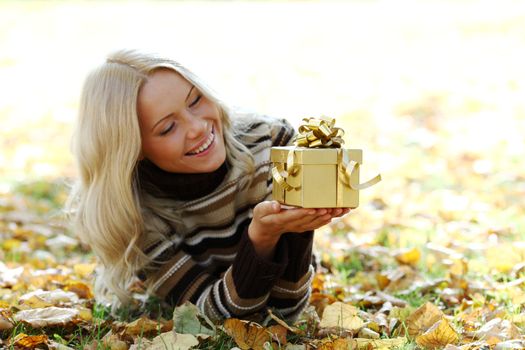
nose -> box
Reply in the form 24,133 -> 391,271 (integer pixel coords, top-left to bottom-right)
185,116 -> 208,140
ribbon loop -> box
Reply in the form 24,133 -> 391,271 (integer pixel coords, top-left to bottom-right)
293,116 -> 344,148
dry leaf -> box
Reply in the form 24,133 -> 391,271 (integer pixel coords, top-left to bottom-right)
416,318 -> 459,349
14,307 -> 79,328
268,308 -> 303,334
223,318 -> 271,350
394,247 -> 421,266
123,316 -> 161,337
0,311 -> 14,331
102,333 -> 128,350
148,331 -> 200,350
466,317 -> 522,342
268,324 -> 288,345
19,289 -> 79,306
353,337 -> 407,349
406,302 -> 444,337
63,280 -> 94,299
10,333 -> 49,349
19,295 -> 54,309
319,302 -> 364,332
172,302 -> 215,336
73,263 -> 96,278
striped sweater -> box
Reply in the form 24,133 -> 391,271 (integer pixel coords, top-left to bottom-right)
137,114 -> 314,322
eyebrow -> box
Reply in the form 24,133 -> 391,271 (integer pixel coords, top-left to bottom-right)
150,85 -> 195,132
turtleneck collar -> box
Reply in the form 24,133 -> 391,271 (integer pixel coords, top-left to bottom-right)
137,159 -> 229,201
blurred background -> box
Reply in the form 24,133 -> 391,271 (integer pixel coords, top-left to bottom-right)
1,0 -> 524,260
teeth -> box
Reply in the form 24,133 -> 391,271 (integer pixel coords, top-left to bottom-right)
188,131 -> 214,155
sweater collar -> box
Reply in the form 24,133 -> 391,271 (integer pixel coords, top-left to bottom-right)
137,159 -> 229,201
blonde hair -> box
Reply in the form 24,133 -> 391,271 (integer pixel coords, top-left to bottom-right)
67,49 -> 255,305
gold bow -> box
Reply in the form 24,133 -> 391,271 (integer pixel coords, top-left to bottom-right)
294,116 -> 345,148
272,116 -> 381,198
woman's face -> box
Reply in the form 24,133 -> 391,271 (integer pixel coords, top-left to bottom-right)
137,69 -> 226,173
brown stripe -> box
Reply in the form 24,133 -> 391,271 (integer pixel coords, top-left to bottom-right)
222,268 -> 267,314
153,252 -> 196,298
271,269 -> 313,299
187,168 -> 270,216
180,273 -> 210,303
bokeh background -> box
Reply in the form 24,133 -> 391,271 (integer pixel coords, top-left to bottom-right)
1,0 -> 524,253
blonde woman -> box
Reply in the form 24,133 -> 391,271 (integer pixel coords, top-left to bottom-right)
69,49 -> 349,322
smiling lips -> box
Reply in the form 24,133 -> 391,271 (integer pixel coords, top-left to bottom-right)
186,128 -> 215,156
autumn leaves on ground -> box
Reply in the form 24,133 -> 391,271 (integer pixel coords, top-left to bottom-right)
1,97 -> 525,350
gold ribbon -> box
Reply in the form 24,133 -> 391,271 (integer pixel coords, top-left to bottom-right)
294,116 -> 345,148
272,116 -> 381,197
339,151 -> 382,190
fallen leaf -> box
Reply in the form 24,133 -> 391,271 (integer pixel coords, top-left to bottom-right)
0,311 -> 14,331
394,247 -> 421,266
73,263 -> 96,278
268,308 -> 303,334
268,324 -> 288,345
319,302 -> 364,332
416,318 -> 459,349
10,333 -> 49,349
63,280 -> 94,299
14,307 -> 79,328
148,331 -> 200,350
19,295 -> 54,309
466,317 -> 521,342
223,318 -> 271,350
406,302 -> 444,337
353,336 -> 407,349
172,302 -> 215,336
123,316 -> 161,337
102,333 -> 128,350
19,289 -> 79,306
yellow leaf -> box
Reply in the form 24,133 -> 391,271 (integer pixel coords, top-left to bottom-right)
406,302 -> 444,337
394,247 -> 421,266
19,295 -> 54,309
354,337 -> 407,349
73,263 -> 96,279
102,333 -> 128,350
223,318 -> 271,350
123,316 -> 161,337
63,280 -> 94,299
319,302 -> 364,331
2,238 -> 22,251
416,318 -> 459,349
76,306 -> 93,322
11,333 -> 49,349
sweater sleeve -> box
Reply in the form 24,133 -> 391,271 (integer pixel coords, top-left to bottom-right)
139,226 -> 288,322
266,232 -> 314,321
266,117 -> 315,321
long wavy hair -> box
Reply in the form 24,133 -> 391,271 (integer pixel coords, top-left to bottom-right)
67,49 -> 255,305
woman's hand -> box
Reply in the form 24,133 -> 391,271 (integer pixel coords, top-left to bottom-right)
248,201 -> 350,259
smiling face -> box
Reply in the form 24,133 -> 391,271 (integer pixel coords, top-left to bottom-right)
137,69 -> 226,173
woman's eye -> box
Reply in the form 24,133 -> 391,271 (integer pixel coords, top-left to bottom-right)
189,94 -> 202,108
159,123 -> 175,136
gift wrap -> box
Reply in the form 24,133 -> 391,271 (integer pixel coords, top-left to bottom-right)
271,117 -> 381,208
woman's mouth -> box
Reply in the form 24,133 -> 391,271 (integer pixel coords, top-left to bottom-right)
186,128 -> 215,156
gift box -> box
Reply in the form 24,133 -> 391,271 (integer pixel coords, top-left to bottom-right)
270,117 -> 381,208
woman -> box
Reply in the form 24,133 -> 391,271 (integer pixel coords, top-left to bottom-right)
68,49 -> 349,322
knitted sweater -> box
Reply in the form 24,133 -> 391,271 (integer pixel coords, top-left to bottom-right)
136,114 -> 314,322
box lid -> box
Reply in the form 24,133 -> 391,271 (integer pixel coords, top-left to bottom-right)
270,146 -> 363,165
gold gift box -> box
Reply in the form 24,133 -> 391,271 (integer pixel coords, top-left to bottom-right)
271,146 -> 364,208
